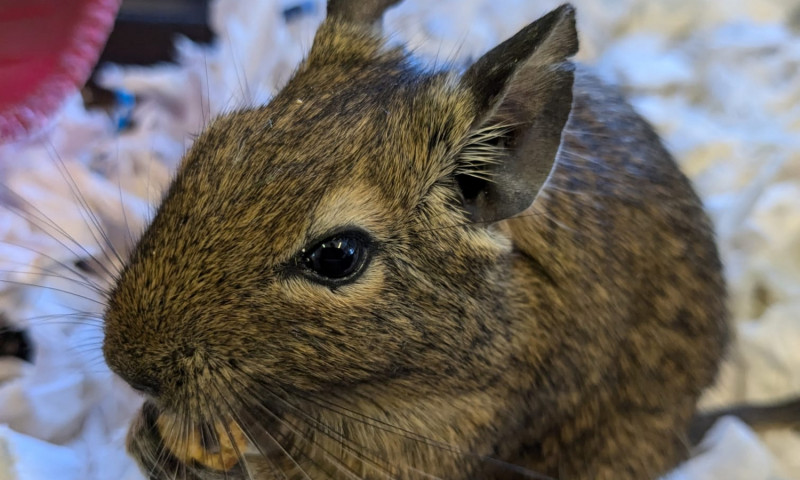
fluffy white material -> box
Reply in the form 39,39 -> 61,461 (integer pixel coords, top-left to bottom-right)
0,0 -> 798,478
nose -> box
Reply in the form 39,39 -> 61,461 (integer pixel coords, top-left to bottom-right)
110,361 -> 163,397
103,341 -> 163,397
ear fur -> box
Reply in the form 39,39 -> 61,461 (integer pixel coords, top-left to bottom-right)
326,0 -> 401,30
457,4 -> 579,223
305,0 -> 403,67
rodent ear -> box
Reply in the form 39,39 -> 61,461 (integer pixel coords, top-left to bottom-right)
304,1 -> 403,67
326,0 -> 402,31
456,4 -> 578,223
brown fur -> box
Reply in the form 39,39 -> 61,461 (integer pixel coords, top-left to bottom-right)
103,3 -> 729,479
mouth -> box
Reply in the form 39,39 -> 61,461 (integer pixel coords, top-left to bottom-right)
156,410 -> 249,471
132,400 -> 251,475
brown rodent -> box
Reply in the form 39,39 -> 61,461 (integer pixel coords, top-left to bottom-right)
101,1 -> 738,479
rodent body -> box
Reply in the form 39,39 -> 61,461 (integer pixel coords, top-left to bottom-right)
102,2 -> 729,479
497,72 -> 728,476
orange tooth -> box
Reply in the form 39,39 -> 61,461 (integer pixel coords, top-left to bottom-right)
156,415 -> 248,471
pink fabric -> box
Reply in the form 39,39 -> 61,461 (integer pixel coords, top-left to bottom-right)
0,0 -> 120,143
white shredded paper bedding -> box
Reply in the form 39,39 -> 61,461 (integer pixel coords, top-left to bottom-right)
0,0 -> 799,478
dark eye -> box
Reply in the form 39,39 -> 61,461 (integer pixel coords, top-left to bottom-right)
297,231 -> 370,283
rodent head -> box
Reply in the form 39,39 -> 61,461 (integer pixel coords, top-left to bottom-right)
102,1 -> 578,477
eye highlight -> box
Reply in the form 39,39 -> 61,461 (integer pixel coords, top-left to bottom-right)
295,230 -> 371,284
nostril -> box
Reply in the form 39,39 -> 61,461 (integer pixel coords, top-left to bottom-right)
127,377 -> 161,397
103,332 -> 164,397
103,351 -> 162,396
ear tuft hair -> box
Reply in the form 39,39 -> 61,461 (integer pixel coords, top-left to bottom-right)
305,0 -> 404,67
326,0 -> 402,28
455,4 -> 579,223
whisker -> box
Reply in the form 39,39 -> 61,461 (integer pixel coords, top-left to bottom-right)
230,374 -> 451,480
0,186 -> 118,280
213,376 -> 335,480
318,451 -> 368,480
0,279 -> 107,306
42,143 -> 123,277
69,339 -> 105,352
230,397 -> 315,479
287,387 -> 555,480
0,239 -> 109,295
213,386 -> 289,477
0,268 -> 105,296
197,393 -> 232,480
202,51 -> 210,128
224,29 -> 250,108
253,384 -> 408,479
23,317 -> 103,328
205,384 -> 269,480
44,143 -> 126,274
156,410 -> 181,480
246,411 -> 318,479
115,153 -> 139,256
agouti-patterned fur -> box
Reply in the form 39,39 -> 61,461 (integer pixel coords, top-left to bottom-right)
102,2 -> 728,479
